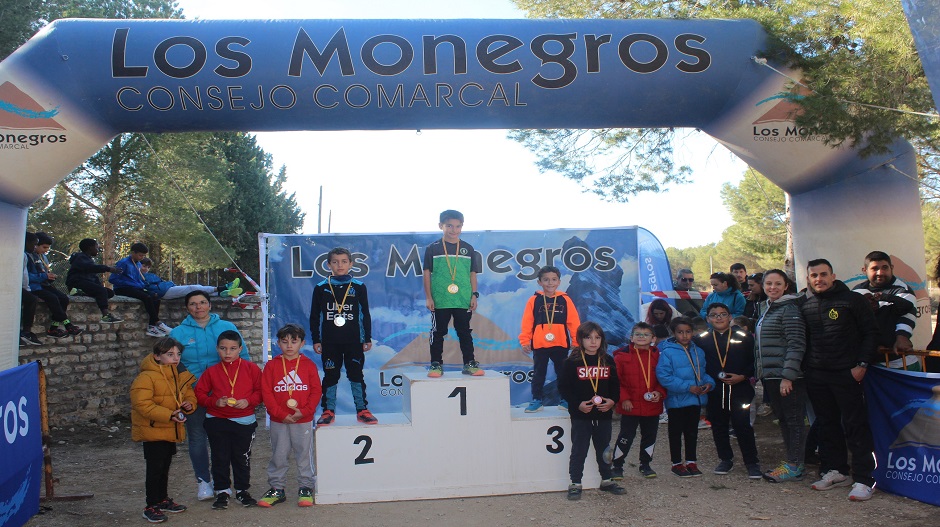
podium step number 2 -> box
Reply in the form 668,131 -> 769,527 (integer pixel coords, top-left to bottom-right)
315,372 -> 599,504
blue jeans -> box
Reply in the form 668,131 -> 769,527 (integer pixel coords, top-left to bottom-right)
185,406 -> 211,482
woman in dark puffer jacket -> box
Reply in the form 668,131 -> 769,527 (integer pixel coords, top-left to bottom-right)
755,269 -> 808,483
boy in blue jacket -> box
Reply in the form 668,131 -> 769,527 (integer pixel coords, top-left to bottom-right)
110,242 -> 171,337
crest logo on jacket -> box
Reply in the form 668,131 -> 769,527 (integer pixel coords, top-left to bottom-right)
828,308 -> 839,320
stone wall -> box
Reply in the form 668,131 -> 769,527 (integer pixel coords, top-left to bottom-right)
18,295 -> 265,427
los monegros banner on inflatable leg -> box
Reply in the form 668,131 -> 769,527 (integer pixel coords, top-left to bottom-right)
261,227 -> 669,415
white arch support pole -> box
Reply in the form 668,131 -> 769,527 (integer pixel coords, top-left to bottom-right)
0,202 -> 28,370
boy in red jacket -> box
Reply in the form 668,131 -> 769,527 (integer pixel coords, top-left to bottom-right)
611,322 -> 666,479
259,324 -> 322,508
195,330 -> 262,509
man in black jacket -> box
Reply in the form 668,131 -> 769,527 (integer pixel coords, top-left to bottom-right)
800,258 -> 878,501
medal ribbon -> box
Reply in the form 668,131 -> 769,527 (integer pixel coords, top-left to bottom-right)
543,294 -> 557,335
328,276 -> 353,320
680,343 -> 702,384
221,358 -> 241,398
712,330 -> 731,372
158,362 -> 183,411
580,351 -> 601,397
281,354 -> 301,400
635,346 -> 652,392
442,238 -> 460,287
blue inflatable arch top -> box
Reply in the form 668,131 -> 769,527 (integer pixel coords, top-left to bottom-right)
0,18 -> 925,368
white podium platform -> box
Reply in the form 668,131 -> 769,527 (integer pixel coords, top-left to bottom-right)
315,372 -> 601,504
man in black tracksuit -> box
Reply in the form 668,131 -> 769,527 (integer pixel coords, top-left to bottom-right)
800,258 -> 878,501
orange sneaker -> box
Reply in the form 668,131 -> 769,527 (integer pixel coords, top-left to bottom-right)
357,409 -> 378,425
316,409 -> 335,426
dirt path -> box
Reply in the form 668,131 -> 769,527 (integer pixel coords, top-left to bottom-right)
28,417 -> 935,527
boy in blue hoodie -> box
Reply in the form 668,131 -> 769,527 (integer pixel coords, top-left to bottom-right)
110,242 -> 171,337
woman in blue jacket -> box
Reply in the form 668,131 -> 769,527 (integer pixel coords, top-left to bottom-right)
656,317 -> 714,478
169,290 -> 251,502
700,272 -> 746,319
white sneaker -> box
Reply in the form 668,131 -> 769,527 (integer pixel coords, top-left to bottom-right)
811,469 -> 851,491
848,482 -> 874,501
197,479 -> 214,501
156,321 -> 173,334
146,326 -> 165,337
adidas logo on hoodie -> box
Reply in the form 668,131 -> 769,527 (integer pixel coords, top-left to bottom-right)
274,370 -> 309,392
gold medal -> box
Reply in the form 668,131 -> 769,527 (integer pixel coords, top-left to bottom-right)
327,276 -> 353,327
221,359 -> 242,408
227,397 -> 237,406
334,316 -> 346,327
544,332 -> 556,342
447,283 -> 459,294
592,395 -> 603,405
286,398 -> 298,409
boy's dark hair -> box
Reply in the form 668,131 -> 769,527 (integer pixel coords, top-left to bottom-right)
184,290 -> 211,305
691,316 -> 708,333
140,257 -> 153,266
709,272 -> 739,292
806,258 -> 833,272
328,247 -> 352,262
153,336 -> 184,355
439,209 -> 464,223
863,251 -> 891,266
217,330 -> 242,346
631,321 -> 654,333
537,265 -> 561,280
78,238 -> 98,252
730,263 -> 747,272
36,232 -> 54,246
706,302 -> 730,316
732,316 -> 754,333
25,232 -> 38,244
130,242 -> 149,254
276,323 -> 306,341
669,316 -> 694,334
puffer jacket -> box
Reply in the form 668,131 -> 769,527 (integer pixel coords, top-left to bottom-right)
130,354 -> 196,443
755,294 -> 806,380
800,280 -> 878,370
656,338 -> 714,409
170,314 -> 250,383
613,344 -> 665,417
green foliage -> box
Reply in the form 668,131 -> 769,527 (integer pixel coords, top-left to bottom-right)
0,0 -> 45,61
719,169 -> 787,269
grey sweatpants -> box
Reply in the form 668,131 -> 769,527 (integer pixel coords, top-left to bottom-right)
267,420 -> 316,489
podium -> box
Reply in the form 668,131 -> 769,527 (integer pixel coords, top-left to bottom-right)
315,371 -> 601,504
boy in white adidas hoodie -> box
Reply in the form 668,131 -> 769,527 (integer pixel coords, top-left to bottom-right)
259,324 -> 323,507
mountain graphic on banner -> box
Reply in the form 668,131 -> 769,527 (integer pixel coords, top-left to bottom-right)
0,465 -> 30,525
382,314 -> 530,368
0,81 -> 64,130
890,384 -> 940,450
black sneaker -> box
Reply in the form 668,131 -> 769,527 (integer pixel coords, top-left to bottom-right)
316,409 -> 335,426
639,465 -> 657,478
211,492 -> 229,510
20,332 -> 42,346
234,490 -> 256,507
746,463 -> 763,479
143,506 -> 168,523
257,488 -> 286,508
599,479 -> 626,495
46,327 -> 68,338
155,497 -> 186,513
611,466 -> 624,481
65,324 -> 85,336
567,484 -> 582,501
714,459 -> 734,475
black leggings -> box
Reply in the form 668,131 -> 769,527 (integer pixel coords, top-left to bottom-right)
667,405 -> 700,464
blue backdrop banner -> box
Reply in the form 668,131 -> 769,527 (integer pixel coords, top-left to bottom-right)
865,366 -> 940,506
263,227 -> 653,414
0,361 -> 42,527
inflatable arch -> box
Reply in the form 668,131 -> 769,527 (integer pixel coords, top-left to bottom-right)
0,18 -> 925,369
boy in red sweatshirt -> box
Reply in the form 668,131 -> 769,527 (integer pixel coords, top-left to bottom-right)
259,324 -> 322,508
611,322 -> 666,479
195,330 -> 262,509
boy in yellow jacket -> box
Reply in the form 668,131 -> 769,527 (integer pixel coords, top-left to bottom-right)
131,337 -> 197,523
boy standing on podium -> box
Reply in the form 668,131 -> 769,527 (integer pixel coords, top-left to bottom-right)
423,210 -> 484,378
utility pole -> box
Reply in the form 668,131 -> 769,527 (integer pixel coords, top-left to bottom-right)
317,185 -> 323,234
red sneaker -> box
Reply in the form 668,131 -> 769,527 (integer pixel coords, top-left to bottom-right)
357,409 -> 378,425
316,410 -> 335,426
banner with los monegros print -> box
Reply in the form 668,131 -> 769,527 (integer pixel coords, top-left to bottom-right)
865,366 -> 940,506
261,227 -> 672,415
0,362 -> 42,527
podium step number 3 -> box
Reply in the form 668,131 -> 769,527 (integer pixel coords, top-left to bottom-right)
315,372 -> 599,504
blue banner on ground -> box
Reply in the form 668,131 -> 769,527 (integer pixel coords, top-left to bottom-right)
0,361 -> 42,527
865,366 -> 940,506
263,228 -> 647,414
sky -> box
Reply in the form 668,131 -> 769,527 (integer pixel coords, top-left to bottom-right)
173,0 -> 747,249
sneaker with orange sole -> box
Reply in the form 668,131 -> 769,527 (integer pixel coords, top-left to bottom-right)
316,409 -> 335,426
357,409 -> 378,425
